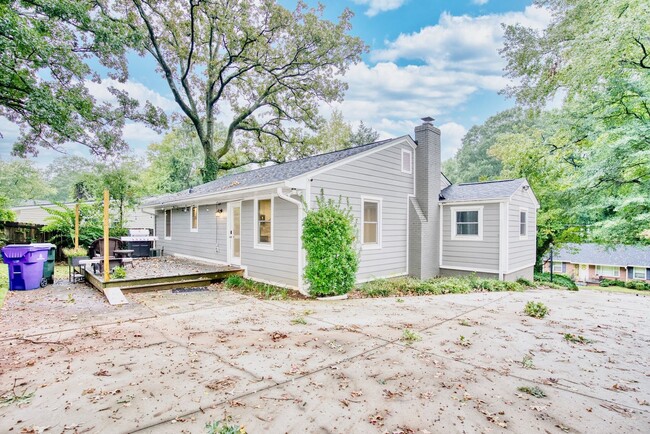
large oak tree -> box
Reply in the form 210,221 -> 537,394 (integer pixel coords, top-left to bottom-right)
103,0 -> 366,182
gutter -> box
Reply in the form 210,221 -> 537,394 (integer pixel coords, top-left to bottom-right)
276,187 -> 310,297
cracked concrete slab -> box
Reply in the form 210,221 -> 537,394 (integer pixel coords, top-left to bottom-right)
1,284 -> 648,433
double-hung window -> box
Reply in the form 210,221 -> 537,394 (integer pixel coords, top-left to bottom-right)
552,262 -> 563,273
633,267 -> 646,280
519,208 -> 528,239
401,149 -> 412,174
361,197 -> 381,248
451,206 -> 483,240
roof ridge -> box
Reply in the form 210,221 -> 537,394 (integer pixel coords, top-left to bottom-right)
196,137 -> 396,190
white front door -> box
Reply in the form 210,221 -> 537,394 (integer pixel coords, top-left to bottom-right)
227,202 -> 241,266
578,264 -> 589,281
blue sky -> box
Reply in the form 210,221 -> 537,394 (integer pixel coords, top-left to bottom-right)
0,0 -> 550,166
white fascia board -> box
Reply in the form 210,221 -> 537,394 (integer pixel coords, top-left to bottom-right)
440,199 -> 507,206
508,181 -> 540,209
286,136 -> 415,185
147,182 -> 287,209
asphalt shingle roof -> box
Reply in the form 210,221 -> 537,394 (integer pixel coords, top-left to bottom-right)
144,137 -> 398,206
440,178 -> 527,202
551,243 -> 650,267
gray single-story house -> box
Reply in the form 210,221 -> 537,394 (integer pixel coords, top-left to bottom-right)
143,119 -> 539,294
544,243 -> 650,284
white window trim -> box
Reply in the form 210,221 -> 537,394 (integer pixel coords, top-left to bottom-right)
632,267 -> 646,280
552,261 -> 563,273
361,196 -> 382,250
164,209 -> 172,240
596,265 -> 620,278
254,196 -> 274,251
401,148 -> 412,174
190,205 -> 199,232
519,207 -> 528,240
451,206 -> 483,241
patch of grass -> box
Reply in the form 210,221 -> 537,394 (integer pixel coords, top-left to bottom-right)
516,277 -> 534,287
224,275 -> 291,300
205,418 -> 246,434
588,285 -> 649,296
291,317 -> 307,325
0,263 -> 7,308
517,386 -> 546,398
563,333 -> 592,344
356,276 -> 524,298
401,328 -> 421,345
534,272 -> 578,290
524,301 -> 548,318
522,354 -> 534,369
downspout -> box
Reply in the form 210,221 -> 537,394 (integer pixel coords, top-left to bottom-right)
276,187 -> 309,296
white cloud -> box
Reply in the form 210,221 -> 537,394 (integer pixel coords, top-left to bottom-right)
372,6 -> 551,73
353,0 -> 408,17
439,122 -> 467,161
85,78 -> 177,112
473,0 -> 490,5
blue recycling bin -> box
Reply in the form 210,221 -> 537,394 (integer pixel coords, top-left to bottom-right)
1,244 -> 50,290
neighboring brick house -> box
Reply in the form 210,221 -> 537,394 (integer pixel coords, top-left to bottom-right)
544,243 -> 650,284
144,118 -> 539,293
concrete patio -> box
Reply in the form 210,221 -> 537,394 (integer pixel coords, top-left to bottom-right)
0,284 -> 648,433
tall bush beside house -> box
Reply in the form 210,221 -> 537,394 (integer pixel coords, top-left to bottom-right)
302,194 -> 358,297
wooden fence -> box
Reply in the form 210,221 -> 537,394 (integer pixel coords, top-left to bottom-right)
0,221 -> 62,260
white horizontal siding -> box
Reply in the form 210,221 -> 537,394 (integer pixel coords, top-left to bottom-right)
508,189 -> 537,271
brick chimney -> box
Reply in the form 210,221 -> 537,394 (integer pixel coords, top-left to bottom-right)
409,117 -> 441,279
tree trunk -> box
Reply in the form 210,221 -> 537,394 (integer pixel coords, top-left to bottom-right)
201,148 -> 219,183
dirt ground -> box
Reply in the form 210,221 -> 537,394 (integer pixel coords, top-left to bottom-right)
0,282 -> 648,434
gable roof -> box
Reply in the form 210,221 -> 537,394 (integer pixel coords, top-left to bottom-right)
440,178 -> 528,202
144,137 -> 402,206
550,243 -> 650,267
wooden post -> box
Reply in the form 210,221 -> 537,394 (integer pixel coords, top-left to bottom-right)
103,189 -> 110,282
74,203 -> 80,249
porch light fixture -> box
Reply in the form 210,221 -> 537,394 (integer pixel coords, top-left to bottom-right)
215,208 -> 224,216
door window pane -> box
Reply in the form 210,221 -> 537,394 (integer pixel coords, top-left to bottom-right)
165,210 -> 172,237
233,206 -> 240,257
191,206 -> 198,230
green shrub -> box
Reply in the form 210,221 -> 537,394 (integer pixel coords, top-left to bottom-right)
224,275 -> 245,288
624,280 -> 650,291
534,272 -> 578,290
517,386 -> 546,398
524,301 -> 548,318
111,266 -> 126,279
600,278 -> 625,288
355,276 -> 523,297
516,277 -> 534,287
302,193 -> 358,297
205,418 -> 245,434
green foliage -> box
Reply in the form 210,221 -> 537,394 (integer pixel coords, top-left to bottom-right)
1,1 -> 165,157
41,202 -> 125,249
516,277 -> 534,287
0,159 -> 54,206
521,354 -> 534,369
302,194 -> 358,297
534,272 -> 578,290
205,418 -> 246,434
401,328 -> 421,345
524,301 -> 548,319
291,317 -> 307,325
223,275 -> 290,300
106,1 -> 365,182
62,247 -> 88,258
356,276 -> 523,298
625,280 -> 650,291
563,333 -> 592,344
0,196 -> 15,222
111,266 -> 127,279
517,386 -> 546,398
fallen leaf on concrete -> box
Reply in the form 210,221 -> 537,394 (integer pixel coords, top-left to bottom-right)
93,369 -> 110,377
270,332 -> 288,342
206,377 -> 237,391
382,389 -> 404,399
81,388 -> 95,396
609,383 -> 638,392
600,403 -> 633,417
636,398 -> 649,406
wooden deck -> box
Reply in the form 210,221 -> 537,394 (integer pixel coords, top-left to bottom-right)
83,266 -> 244,294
